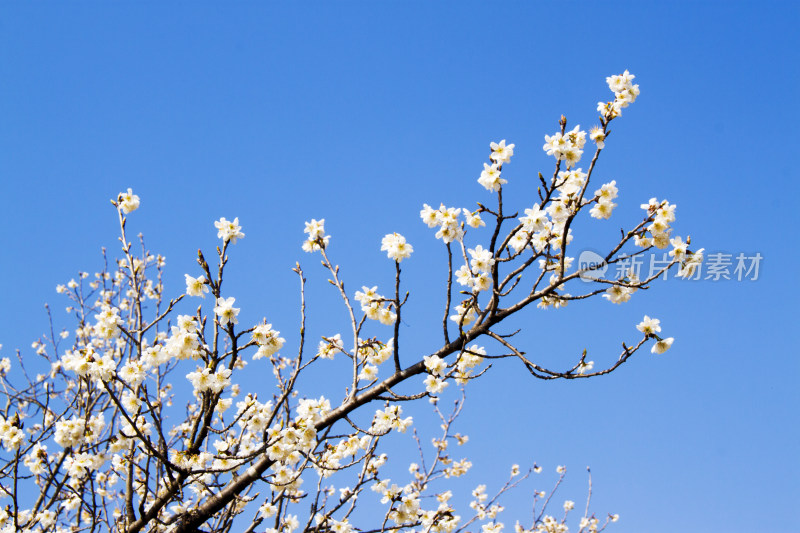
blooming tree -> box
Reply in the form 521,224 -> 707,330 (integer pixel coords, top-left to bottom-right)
0,71 -> 702,533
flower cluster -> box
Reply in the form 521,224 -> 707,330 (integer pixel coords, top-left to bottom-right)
598,70 -> 640,120
371,405 -> 413,434
118,358 -> 147,386
302,218 -> 330,252
478,163 -> 507,192
455,245 -> 495,293
476,140 -> 514,192
423,354 -> 448,394
1,70 -> 686,532
543,126 -> 587,168
92,304 -> 123,339
637,316 -> 674,354
381,233 -> 413,262
602,268 -> 640,304
454,345 -> 485,384
266,397 -> 329,468
0,415 -> 25,451
510,205 -> 574,259
186,365 -> 232,394
355,286 -> 396,325
420,204 -> 486,242
354,338 -> 394,382
252,322 -> 285,359
509,204 -> 547,253
669,235 -> 705,278
470,484 -> 505,522
316,433 -> 373,476
589,180 -> 618,220
449,300 -> 478,327
316,334 -> 344,359
215,217 -> 245,244
61,347 -> 117,383
636,198 -> 704,277
161,315 -> 204,361
636,197 -> 677,249
54,414 -> 105,449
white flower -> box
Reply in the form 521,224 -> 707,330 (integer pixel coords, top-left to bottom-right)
303,219 -> 330,252
259,502 -> 277,519
118,360 -> 147,386
589,200 -> 616,220
468,245 -> 495,273
455,265 -> 473,288
214,217 -> 245,244
214,297 -> 240,326
520,205 -> 548,234
185,274 -> 209,298
355,286 -> 397,324
603,285 -> 633,304
482,522 -> 503,533
653,231 -> 671,249
252,323 -> 285,358
652,337 -> 674,354
478,163 -> 507,192
450,303 -> 477,326
420,204 -> 439,228
596,180 -> 618,201
435,222 -> 464,244
423,355 -> 447,376
669,236 -> 689,261
607,70 -> 636,94
304,218 -> 325,240
589,126 -> 606,148
677,249 -> 704,278
358,364 -> 378,382
463,208 -> 485,228
317,334 -> 343,359
472,272 -> 491,292
381,233 -> 413,262
489,139 -> 514,164
118,188 -> 140,214
186,366 -> 231,394
636,316 -> 662,336
424,375 -> 448,395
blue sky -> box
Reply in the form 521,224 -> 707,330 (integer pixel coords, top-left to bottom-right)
1,2 -> 798,531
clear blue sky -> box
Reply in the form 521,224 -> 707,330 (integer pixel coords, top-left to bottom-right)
1,2 -> 798,532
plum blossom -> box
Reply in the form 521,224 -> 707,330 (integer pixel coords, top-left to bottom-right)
214,297 -> 240,326
303,218 -> 330,252
214,217 -> 245,244
381,233 -> 413,262
184,274 -> 209,297
636,316 -> 661,336
589,125 -> 606,148
478,163 -> 507,192
118,188 -> 140,214
489,139 -> 514,164
651,337 -> 674,354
